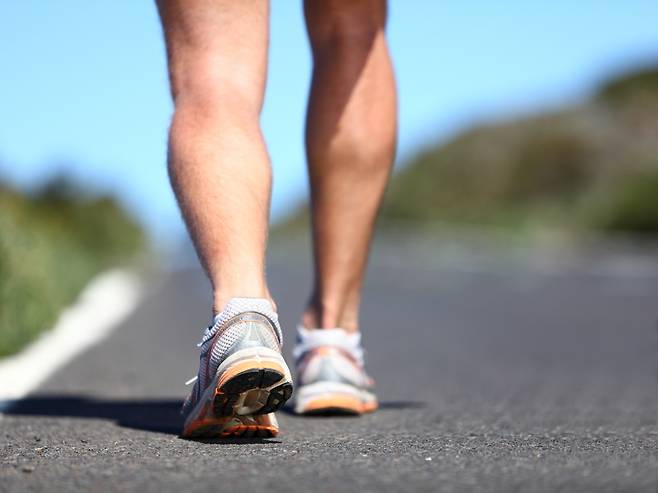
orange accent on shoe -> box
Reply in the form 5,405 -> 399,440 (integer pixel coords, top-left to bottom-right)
219,423 -> 279,438
181,415 -> 231,438
209,358 -> 287,409
182,357 -> 288,438
182,414 -> 279,439
300,393 -> 369,414
362,400 -> 378,413
216,358 -> 286,390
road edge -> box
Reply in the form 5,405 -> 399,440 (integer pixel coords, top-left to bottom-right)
0,269 -> 143,410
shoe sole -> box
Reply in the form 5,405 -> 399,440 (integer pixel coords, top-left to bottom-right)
182,348 -> 293,438
294,381 -> 377,416
183,413 -> 280,439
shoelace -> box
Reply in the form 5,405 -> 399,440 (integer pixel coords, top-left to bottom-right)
185,321 -> 215,385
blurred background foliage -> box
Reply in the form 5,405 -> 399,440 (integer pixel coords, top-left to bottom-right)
0,176 -> 144,356
279,66 -> 658,237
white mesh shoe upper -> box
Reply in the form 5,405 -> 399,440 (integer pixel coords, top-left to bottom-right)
200,298 -> 282,346
293,326 -> 364,365
293,326 -> 372,389
182,298 -> 282,415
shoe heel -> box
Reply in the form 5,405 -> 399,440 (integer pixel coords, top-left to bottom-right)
212,348 -> 293,416
213,367 -> 293,416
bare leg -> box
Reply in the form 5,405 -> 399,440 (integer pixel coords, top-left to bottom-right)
156,0 -> 272,314
302,0 -> 397,332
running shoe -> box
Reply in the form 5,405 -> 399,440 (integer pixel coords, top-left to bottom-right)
181,298 -> 293,438
293,326 -> 377,415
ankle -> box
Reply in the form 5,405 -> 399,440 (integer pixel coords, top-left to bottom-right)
301,297 -> 359,333
213,285 -> 274,316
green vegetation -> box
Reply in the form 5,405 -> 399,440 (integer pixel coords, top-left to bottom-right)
381,65 -> 658,235
0,176 -> 145,356
278,65 -> 658,237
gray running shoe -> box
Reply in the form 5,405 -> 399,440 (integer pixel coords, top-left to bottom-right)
293,326 -> 377,415
181,298 -> 293,438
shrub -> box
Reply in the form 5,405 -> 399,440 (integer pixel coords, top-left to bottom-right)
0,177 -> 144,356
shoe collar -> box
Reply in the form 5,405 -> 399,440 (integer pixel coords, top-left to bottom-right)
293,325 -> 364,366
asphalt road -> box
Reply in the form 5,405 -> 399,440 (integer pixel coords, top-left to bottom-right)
2,241 -> 658,492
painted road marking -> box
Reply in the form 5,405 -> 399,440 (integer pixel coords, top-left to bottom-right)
0,269 -> 142,412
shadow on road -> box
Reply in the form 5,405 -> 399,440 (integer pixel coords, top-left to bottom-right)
4,395 -> 426,436
4,395 -> 184,435
279,400 -> 426,416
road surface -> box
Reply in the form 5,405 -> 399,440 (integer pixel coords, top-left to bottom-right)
2,240 -> 658,492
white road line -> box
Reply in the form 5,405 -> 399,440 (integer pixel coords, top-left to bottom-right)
0,269 -> 143,412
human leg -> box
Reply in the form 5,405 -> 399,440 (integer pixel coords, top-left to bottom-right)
302,0 -> 397,333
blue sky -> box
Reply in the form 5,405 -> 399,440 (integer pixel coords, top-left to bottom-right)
1,1 -> 658,242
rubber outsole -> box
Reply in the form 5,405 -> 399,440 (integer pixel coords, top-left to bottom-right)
182,358 -> 293,438
302,406 -> 361,417
214,368 -> 293,416
183,413 -> 280,439
295,391 -> 378,416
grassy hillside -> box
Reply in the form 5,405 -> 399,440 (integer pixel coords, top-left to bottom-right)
381,65 -> 658,234
278,65 -> 658,237
0,177 -> 145,356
